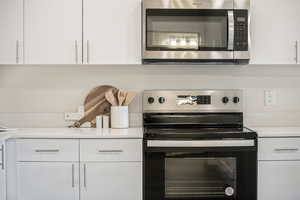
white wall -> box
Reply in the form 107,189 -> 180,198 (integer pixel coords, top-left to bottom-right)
1,64 -> 300,128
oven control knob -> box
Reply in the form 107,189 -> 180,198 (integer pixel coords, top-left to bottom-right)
225,187 -> 234,196
233,97 -> 240,104
222,97 -> 229,104
158,97 -> 166,104
148,97 -> 155,104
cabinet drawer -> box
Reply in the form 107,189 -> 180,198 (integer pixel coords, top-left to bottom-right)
80,139 -> 142,162
259,138 -> 300,161
16,139 -> 79,162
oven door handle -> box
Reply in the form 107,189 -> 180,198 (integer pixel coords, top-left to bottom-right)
147,140 -> 255,147
227,10 -> 234,50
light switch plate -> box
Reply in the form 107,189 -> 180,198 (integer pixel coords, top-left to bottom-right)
264,90 -> 277,106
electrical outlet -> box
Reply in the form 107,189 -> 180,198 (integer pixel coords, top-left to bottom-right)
264,90 -> 277,106
65,106 -> 85,121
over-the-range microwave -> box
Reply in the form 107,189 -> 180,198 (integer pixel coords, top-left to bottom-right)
142,0 -> 250,64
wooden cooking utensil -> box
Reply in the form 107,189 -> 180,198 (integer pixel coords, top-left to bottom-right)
117,90 -> 126,106
70,85 -> 118,128
105,90 -> 118,106
123,91 -> 137,106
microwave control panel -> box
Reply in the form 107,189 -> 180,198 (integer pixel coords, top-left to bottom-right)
234,10 -> 248,51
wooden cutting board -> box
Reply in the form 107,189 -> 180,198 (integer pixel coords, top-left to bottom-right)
72,85 -> 118,128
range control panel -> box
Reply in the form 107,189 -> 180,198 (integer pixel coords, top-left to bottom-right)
143,90 -> 243,112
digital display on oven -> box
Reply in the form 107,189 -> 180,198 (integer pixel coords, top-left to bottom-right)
196,95 -> 211,104
176,95 -> 211,105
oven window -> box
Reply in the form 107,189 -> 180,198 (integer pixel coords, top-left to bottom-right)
146,9 -> 228,51
165,157 -> 236,198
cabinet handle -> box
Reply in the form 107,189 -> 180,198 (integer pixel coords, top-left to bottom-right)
0,145 -> 4,170
98,150 -> 123,153
83,164 -> 87,188
75,40 -> 79,64
274,148 -> 299,152
71,164 -> 75,188
87,40 -> 90,64
16,40 -> 19,64
35,149 -> 60,153
296,41 -> 298,64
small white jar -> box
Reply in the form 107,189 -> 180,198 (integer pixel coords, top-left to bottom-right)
110,106 -> 129,129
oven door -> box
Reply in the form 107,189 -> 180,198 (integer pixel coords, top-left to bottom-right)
144,140 -> 257,200
142,0 -> 235,62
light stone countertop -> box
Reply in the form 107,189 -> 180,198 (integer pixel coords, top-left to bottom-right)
0,128 -> 143,142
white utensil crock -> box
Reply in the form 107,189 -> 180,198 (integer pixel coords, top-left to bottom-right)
111,106 -> 129,129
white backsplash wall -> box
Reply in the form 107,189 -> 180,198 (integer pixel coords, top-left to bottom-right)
1,65 -> 300,128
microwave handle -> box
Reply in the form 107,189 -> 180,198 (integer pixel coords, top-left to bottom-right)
228,11 -> 234,50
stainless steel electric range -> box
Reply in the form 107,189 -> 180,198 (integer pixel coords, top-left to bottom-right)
143,90 -> 257,200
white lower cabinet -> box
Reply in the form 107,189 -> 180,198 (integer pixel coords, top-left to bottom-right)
9,138 -> 143,200
17,162 -> 80,200
258,137 -> 300,200
0,143 -> 5,200
259,161 -> 300,200
80,162 -> 142,200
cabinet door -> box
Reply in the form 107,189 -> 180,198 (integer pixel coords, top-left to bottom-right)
80,162 -> 142,200
83,0 -> 141,64
258,161 -> 300,200
251,0 -> 300,64
24,0 -> 82,64
0,0 -> 23,64
17,162 -> 79,200
0,143 -> 5,200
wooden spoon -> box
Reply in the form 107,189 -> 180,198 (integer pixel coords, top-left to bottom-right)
123,91 -> 137,106
117,90 -> 126,106
105,90 -> 118,106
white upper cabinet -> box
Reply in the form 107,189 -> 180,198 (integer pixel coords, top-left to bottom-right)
83,0 -> 141,64
251,0 -> 300,64
23,0 -> 82,64
0,0 -> 23,64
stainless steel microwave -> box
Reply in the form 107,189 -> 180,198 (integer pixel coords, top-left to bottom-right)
142,0 -> 250,64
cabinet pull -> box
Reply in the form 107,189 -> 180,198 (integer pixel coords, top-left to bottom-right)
71,164 -> 75,188
16,40 -> 19,64
98,149 -> 123,153
274,148 -> 299,152
296,41 -> 298,64
83,164 -> 87,188
87,40 -> 90,64
75,40 -> 79,64
0,145 -> 4,170
35,149 -> 60,153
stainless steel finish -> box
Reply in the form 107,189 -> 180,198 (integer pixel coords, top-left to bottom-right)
143,0 -> 234,9
0,145 -> 4,170
234,0 -> 250,9
274,148 -> 299,152
71,164 -> 75,188
83,164 -> 87,188
87,40 -> 90,64
227,11 -> 234,50
16,40 -> 19,64
144,51 -> 234,60
234,51 -> 250,60
142,0 -> 251,63
295,41 -> 298,64
143,90 -> 243,113
98,150 -> 123,153
35,149 -> 60,153
75,40 -> 79,64
147,140 -> 255,147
